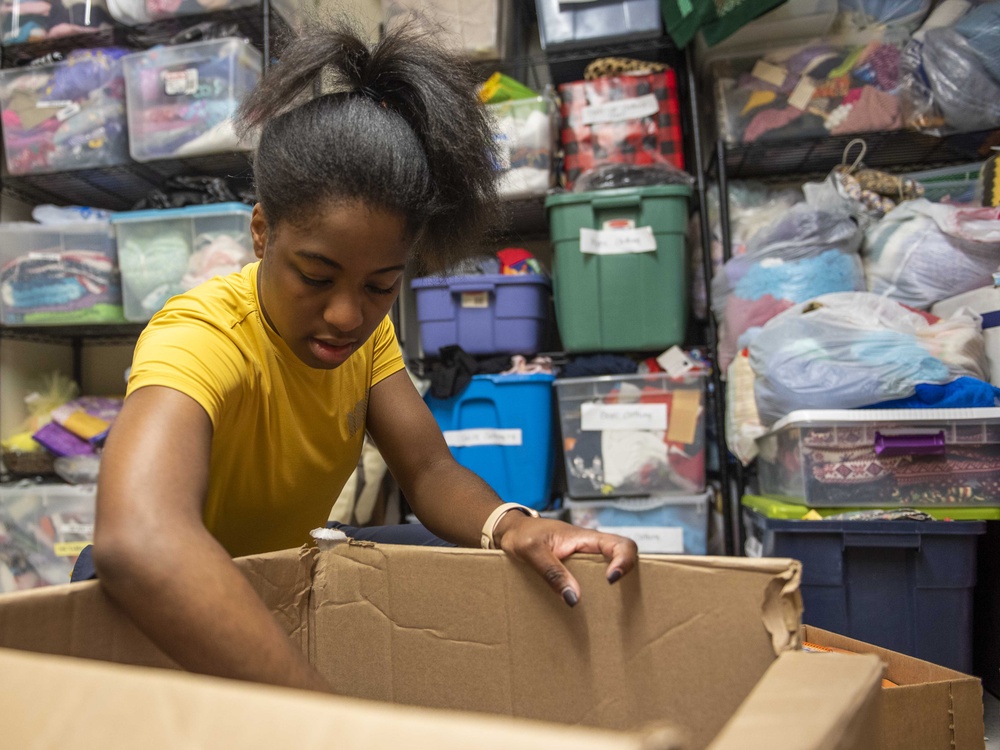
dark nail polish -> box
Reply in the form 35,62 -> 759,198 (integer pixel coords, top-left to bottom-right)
608,569 -> 622,584
562,588 -> 579,607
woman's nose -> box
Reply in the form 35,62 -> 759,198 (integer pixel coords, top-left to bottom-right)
323,291 -> 364,333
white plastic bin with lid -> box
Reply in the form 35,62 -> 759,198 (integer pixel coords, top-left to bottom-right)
111,202 -> 254,322
555,372 -> 707,499
487,96 -> 556,199
565,491 -> 712,554
382,0 -> 508,60
0,47 -> 129,175
122,38 -> 262,162
0,482 -> 96,593
756,408 -> 1000,507
0,222 -> 124,325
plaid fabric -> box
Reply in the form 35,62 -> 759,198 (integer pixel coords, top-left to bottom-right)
558,70 -> 684,190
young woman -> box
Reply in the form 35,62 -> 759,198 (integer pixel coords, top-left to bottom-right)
93,17 -> 638,693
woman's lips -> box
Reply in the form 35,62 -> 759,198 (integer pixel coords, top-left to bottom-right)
309,337 -> 355,365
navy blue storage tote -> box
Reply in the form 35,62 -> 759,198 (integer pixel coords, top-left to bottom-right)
743,504 -> 986,673
425,373 -> 555,511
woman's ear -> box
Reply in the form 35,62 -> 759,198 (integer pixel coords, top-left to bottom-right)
250,203 -> 268,260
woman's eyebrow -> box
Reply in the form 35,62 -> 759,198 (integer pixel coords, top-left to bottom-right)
295,250 -> 405,275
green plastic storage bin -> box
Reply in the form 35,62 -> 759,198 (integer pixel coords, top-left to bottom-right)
546,185 -> 691,353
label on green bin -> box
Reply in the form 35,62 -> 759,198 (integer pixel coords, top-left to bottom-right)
580,226 -> 657,255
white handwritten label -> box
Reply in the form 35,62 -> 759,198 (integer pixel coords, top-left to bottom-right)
581,403 -> 667,431
443,428 -> 522,448
580,226 -> 657,255
581,93 -> 659,126
601,526 -> 684,554
163,68 -> 199,96
460,291 -> 490,308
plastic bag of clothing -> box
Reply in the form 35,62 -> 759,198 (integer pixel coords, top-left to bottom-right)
712,204 -> 864,371
901,1 -> 1000,133
838,0 -> 933,30
864,199 -> 1000,309
749,292 -> 988,426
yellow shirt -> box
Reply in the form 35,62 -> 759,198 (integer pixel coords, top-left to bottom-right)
126,262 -> 405,558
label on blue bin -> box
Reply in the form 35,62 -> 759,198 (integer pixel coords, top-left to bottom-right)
443,428 -> 523,447
460,292 -> 489,308
581,403 -> 667,431
602,526 -> 684,554
580,227 -> 657,255
581,94 -> 659,126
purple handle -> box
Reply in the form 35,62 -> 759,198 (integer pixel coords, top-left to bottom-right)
873,431 -> 946,458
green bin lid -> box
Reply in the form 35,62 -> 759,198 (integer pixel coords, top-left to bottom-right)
742,494 -> 1000,521
544,184 -> 692,209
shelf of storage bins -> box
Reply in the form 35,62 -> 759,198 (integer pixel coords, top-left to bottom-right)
1,0 -> 292,67
0,323 -> 146,344
718,127 -> 1000,181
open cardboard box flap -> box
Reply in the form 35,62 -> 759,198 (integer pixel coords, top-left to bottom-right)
803,625 -> 985,750
0,544 -> 883,749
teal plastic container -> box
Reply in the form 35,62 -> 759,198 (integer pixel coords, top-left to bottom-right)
545,185 -> 691,352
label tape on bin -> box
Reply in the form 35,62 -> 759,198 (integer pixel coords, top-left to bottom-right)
581,94 -> 659,125
580,227 -> 657,255
601,526 -> 684,554
443,429 -> 523,447
581,403 -> 667,431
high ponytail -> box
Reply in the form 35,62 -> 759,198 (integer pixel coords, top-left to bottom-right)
236,15 -> 501,273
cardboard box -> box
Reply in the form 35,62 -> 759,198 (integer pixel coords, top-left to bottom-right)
0,545 -> 883,749
803,626 -> 986,750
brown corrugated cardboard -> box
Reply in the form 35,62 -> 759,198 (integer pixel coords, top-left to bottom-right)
0,545 -> 882,750
804,625 -> 985,750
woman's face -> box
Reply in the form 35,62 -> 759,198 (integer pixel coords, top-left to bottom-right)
251,200 -> 410,370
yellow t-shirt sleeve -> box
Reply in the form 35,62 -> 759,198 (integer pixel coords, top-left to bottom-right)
126,317 -> 249,430
370,316 -> 405,387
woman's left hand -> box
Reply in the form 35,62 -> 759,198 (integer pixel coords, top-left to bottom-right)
493,514 -> 639,607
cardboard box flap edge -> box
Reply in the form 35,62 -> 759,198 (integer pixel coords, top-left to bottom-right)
708,650 -> 882,750
0,646 -> 683,750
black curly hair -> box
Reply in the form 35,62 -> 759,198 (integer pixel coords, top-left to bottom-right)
236,15 -> 501,273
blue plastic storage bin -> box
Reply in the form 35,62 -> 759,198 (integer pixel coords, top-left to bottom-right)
425,373 -> 555,510
743,503 -> 986,673
410,273 -> 551,356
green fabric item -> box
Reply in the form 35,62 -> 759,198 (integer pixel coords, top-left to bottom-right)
660,0 -> 791,49
22,304 -> 126,325
743,494 -> 1000,521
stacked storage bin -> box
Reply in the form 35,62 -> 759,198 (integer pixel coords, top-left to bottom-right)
414,261 -> 556,510
745,407 -> 1000,672
0,220 -> 125,325
0,482 -> 96,592
111,202 -> 254,322
555,372 -> 710,554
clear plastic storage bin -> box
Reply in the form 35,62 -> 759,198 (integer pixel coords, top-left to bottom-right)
756,409 -> 1000,507
107,0 -> 301,28
2,0 -> 113,44
565,491 -> 711,554
0,482 -> 96,593
0,47 -> 129,175
488,96 -> 555,199
382,0 -> 508,59
110,202 -> 253,322
122,38 -> 262,162
0,222 -> 124,325
555,372 -> 706,499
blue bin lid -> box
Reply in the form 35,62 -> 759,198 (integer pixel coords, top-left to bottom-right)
411,273 -> 550,289
110,202 -> 252,224
472,373 -> 555,385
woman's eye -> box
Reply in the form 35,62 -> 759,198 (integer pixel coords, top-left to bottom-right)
367,284 -> 396,296
299,273 -> 330,287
